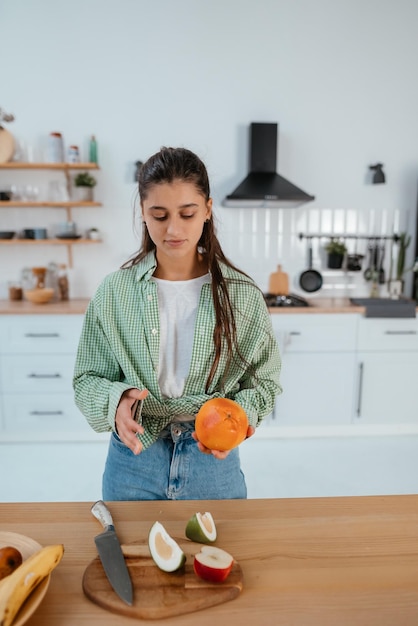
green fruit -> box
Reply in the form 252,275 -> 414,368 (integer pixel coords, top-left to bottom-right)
185,512 -> 217,544
148,521 -> 186,572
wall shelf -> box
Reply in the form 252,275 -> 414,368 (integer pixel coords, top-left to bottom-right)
0,162 -> 102,267
0,200 -> 101,221
0,201 -> 101,207
0,162 -> 99,170
0,238 -> 102,268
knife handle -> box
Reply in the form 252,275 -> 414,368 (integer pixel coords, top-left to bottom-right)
91,500 -> 114,531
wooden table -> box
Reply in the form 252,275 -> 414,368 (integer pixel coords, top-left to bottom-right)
1,496 -> 418,625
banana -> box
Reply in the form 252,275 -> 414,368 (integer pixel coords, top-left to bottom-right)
0,543 -> 64,626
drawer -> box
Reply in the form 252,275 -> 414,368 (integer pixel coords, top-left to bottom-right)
0,315 -> 83,354
270,314 -> 358,352
2,393 -> 92,434
357,318 -> 418,351
1,355 -> 75,393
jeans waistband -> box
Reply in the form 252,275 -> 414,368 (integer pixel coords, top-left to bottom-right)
170,413 -> 196,423
159,421 -> 195,440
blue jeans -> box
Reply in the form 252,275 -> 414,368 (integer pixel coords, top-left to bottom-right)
102,422 -> 247,501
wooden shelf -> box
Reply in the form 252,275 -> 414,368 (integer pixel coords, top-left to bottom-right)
0,238 -> 101,245
0,201 -> 101,208
0,238 -> 102,268
0,162 -> 102,268
0,162 -> 99,170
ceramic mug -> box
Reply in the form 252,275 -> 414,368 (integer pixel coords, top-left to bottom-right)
33,228 -> 48,239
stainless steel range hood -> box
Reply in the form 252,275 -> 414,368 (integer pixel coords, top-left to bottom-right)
223,122 -> 315,208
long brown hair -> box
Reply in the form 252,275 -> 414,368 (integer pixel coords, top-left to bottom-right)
122,146 -> 254,392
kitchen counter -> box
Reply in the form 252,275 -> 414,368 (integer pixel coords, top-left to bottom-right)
269,296 -> 365,313
0,298 -> 90,314
0,297 -> 365,315
1,496 -> 418,625
0,297 -> 415,316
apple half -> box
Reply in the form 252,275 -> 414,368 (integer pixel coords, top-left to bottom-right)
148,521 -> 186,572
185,512 -> 217,544
193,545 -> 234,583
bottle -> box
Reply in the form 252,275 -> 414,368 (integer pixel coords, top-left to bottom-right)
47,132 -> 64,162
89,135 -> 98,164
67,145 -> 80,163
58,264 -> 69,301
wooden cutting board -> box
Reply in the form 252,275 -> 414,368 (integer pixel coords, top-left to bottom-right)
82,538 -> 243,620
268,264 -> 289,295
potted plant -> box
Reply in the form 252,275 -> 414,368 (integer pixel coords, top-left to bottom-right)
73,171 -> 97,201
325,239 -> 347,269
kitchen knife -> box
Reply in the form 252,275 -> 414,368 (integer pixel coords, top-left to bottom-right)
91,500 -> 133,605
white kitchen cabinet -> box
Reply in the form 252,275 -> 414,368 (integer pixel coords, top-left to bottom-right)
0,314 -> 101,441
0,441 -> 109,502
0,313 -> 111,502
268,314 -> 358,427
355,317 -> 418,425
239,434 -> 418,498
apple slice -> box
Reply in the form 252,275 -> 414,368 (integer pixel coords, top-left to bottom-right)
185,512 -> 217,544
193,545 -> 234,583
148,521 -> 186,572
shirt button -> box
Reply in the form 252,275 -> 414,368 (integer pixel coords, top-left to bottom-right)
147,295 -> 153,301
151,328 -> 158,336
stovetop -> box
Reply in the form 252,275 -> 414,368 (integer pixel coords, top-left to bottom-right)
264,293 -> 310,308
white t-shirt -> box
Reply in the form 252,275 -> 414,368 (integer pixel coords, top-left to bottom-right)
152,273 -> 211,398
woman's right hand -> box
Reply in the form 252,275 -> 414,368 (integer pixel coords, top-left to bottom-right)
115,388 -> 148,455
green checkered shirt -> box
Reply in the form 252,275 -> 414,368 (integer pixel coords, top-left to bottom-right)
73,252 -> 281,450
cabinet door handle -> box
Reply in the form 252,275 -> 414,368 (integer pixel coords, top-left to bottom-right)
356,362 -> 364,417
24,332 -> 60,338
384,330 -> 417,335
29,411 -> 64,416
289,331 -> 301,336
27,373 -> 62,379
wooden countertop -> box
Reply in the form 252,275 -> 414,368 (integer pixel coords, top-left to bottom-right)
0,298 -> 90,314
0,297 -> 415,316
0,297 -> 362,315
1,496 -> 418,625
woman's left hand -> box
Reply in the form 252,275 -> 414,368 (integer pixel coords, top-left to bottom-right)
192,425 -> 255,459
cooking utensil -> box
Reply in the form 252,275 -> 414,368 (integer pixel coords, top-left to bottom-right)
378,240 -> 386,284
83,537 -> 243,619
91,500 -> 133,606
363,240 -> 376,281
299,239 -> 323,293
268,264 -> 289,295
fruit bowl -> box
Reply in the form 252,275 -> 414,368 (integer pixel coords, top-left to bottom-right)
0,531 -> 50,626
24,288 -> 55,304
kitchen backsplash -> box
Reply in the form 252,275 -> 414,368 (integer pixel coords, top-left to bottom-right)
217,204 -> 412,299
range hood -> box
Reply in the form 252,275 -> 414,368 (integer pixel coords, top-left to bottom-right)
223,122 -> 315,208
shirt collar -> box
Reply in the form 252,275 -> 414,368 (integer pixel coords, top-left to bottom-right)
135,251 -> 158,282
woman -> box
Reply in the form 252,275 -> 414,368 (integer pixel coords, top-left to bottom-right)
73,146 -> 281,500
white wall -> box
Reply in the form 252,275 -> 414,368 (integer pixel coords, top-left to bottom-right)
1,0 -> 417,297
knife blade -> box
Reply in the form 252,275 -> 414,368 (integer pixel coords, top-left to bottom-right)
91,500 -> 133,605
